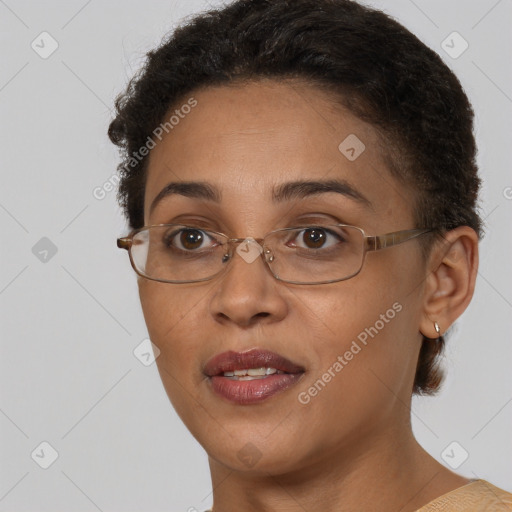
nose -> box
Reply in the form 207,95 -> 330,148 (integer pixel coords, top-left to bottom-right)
208,239 -> 288,328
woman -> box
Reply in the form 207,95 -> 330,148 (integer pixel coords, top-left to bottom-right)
109,0 -> 512,510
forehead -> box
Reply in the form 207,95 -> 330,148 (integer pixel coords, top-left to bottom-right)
144,80 -> 413,227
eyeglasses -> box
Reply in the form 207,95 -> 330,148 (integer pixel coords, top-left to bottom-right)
117,224 -> 431,285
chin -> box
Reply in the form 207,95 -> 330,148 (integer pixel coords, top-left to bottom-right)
208,444 -> 303,476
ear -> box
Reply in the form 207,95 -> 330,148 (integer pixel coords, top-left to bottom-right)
419,226 -> 479,338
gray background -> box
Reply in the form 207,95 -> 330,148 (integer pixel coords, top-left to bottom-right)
0,0 -> 511,510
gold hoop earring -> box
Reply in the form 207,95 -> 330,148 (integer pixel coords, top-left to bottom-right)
434,321 -> 441,338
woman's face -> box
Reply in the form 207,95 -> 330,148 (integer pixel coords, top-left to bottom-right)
139,80 -> 429,473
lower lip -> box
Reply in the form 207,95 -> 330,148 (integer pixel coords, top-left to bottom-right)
208,373 -> 304,405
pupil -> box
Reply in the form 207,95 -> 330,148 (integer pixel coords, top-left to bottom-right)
303,229 -> 325,249
181,229 -> 203,250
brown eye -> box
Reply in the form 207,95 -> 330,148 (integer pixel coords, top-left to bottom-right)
180,229 -> 204,250
286,226 -> 346,251
163,228 -> 211,251
302,228 -> 327,249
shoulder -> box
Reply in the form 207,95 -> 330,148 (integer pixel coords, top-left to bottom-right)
416,479 -> 512,511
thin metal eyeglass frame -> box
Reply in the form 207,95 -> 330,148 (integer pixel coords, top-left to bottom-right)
117,224 -> 432,285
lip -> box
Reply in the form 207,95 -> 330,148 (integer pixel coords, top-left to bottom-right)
204,348 -> 305,376
203,349 -> 305,405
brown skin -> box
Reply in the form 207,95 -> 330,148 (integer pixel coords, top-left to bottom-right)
138,80 -> 478,511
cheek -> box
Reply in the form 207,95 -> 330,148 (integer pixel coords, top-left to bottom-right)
138,281 -> 207,370
138,281 -> 211,424
303,283 -> 405,366
299,262 -> 421,394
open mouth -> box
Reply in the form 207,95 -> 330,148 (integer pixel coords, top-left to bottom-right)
222,367 -> 286,380
204,349 -> 305,404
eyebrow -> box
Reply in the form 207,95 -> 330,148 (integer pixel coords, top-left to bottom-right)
149,181 -> 221,215
149,178 -> 371,215
272,179 -> 371,207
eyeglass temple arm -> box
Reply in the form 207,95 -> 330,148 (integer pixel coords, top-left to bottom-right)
117,237 -> 131,250
364,229 -> 431,252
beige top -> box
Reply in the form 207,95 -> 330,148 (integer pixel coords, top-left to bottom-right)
415,479 -> 512,511
204,479 -> 512,511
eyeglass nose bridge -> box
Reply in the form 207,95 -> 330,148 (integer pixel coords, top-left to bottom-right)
225,237 -> 275,266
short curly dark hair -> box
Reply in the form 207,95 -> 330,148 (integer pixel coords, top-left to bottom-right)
108,0 -> 482,395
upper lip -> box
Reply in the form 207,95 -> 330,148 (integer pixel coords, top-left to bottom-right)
203,348 -> 305,377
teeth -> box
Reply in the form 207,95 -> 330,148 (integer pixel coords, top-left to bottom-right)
222,367 -> 283,378
248,367 -> 267,376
